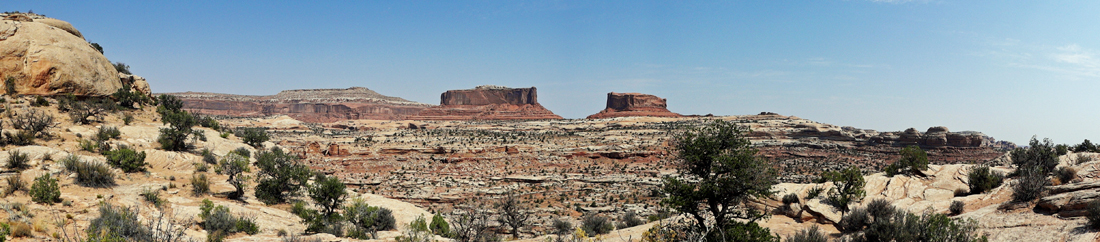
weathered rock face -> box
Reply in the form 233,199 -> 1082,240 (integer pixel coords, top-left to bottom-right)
164,87 -> 432,123
412,85 -> 562,120
0,13 -> 123,96
586,92 -> 682,119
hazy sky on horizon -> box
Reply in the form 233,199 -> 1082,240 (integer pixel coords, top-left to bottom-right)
10,1 -> 1100,145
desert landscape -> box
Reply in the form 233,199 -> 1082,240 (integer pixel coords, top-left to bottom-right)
2,5 -> 1100,242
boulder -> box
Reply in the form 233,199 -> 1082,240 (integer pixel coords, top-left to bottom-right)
0,17 -> 122,96
586,92 -> 683,119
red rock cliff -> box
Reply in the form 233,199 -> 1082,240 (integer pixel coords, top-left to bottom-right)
412,85 -> 562,120
586,92 -> 682,119
164,87 -> 431,123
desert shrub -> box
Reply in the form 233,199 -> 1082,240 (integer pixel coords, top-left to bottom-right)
216,153 -> 250,199
9,222 -> 30,238
1078,153 -> 1095,165
618,211 -> 645,229
823,166 -> 866,216
1012,165 -> 1048,203
140,188 -> 165,208
448,206 -> 500,242
495,193 -> 531,239
10,109 -> 54,138
785,225 -> 826,242
865,198 -> 896,219
62,155 -> 115,187
194,162 -> 209,172
231,147 -> 251,158
32,96 -> 48,107
87,204 -> 152,240
967,166 -> 1004,195
199,199 -> 259,236
96,126 -> 121,141
344,198 -> 396,239
1012,137 -> 1059,175
838,207 -> 870,233
838,200 -> 986,242
806,186 -> 824,200
1056,144 -> 1070,156
201,148 -> 217,164
123,113 -> 134,125
29,174 -> 60,204
3,175 -> 24,197
91,42 -> 104,53
5,130 -> 35,146
113,84 -> 150,109
1087,200 -> 1100,230
885,146 -> 929,177
254,148 -> 312,205
104,148 -> 147,173
1057,166 -> 1078,184
429,213 -> 449,236
395,216 -> 434,242
581,213 -> 613,235
310,174 -> 348,217
4,76 -> 15,95
236,127 -> 269,148
192,173 -> 210,196
79,139 -> 98,152
292,201 -> 344,236
5,150 -> 29,170
197,115 -> 221,131
157,94 -> 202,151
950,200 -> 965,215
114,62 -> 131,74
552,218 -> 573,236
1075,139 -> 1099,153
782,193 -> 800,204
68,99 -> 114,125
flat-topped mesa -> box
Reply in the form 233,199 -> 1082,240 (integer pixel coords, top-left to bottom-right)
164,87 -> 432,123
586,92 -> 683,119
411,85 -> 562,120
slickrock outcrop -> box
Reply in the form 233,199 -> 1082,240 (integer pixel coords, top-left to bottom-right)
411,85 -> 562,120
0,13 -> 124,96
164,87 -> 432,123
586,92 -> 682,119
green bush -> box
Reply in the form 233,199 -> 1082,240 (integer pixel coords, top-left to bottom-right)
784,225 -> 826,242
87,204 -> 152,241
967,166 -> 1004,195
618,211 -> 645,229
140,187 -> 165,208
344,198 -> 396,239
806,186 -> 824,200
1086,200 -> 1100,230
782,193 -> 800,204
581,213 -> 613,235
197,115 -> 221,131
157,95 -> 202,151
5,131 -> 35,146
4,76 -> 15,95
838,207 -> 870,233
5,150 -> 29,170
885,146 -> 929,177
201,148 -> 217,164
231,147 -> 251,158
1013,165 -> 1048,203
216,154 -> 250,199
823,166 -> 866,216
1011,137 -> 1059,176
838,199 -> 986,242
199,199 -> 260,236
1056,166 -> 1078,184
61,155 -> 115,188
309,174 -> 347,217
1074,139 -> 1098,153
123,113 -> 134,125
114,62 -> 131,75
429,213 -> 450,236
950,200 -> 964,215
236,127 -> 269,148
551,218 -> 573,236
104,148 -> 147,173
292,201 -> 344,236
192,173 -> 210,196
32,96 -> 48,107
113,83 -> 150,109
254,148 -> 312,205
96,126 -> 121,141
29,174 -> 60,204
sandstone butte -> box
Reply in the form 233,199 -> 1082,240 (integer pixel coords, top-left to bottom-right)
410,85 -> 563,120
162,87 -> 432,123
586,92 -> 683,119
0,13 -> 150,97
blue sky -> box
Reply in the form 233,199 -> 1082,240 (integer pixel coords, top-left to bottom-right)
10,1 -> 1100,145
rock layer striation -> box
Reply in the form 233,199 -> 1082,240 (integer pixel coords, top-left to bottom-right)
165,87 -> 431,123
587,92 -> 682,119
